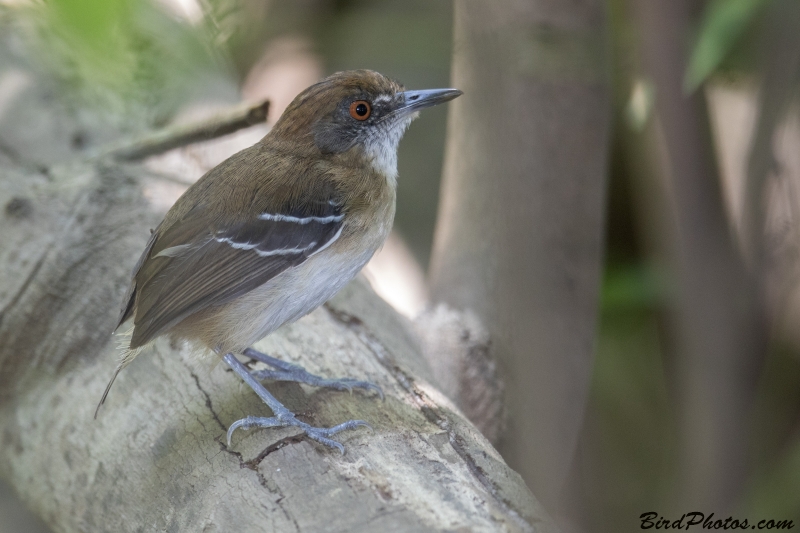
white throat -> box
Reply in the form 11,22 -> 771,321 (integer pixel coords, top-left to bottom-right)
363,114 -> 416,186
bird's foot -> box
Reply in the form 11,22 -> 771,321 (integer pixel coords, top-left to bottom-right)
222,352 -> 370,454
243,347 -> 383,399
226,412 -> 369,454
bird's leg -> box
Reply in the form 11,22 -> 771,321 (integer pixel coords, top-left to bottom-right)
223,353 -> 369,453
243,347 -> 383,399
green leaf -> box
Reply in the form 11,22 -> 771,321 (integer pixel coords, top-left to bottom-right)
19,0 -> 231,126
684,0 -> 768,93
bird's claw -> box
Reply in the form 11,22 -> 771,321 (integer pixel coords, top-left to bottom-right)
226,413 -> 370,454
250,368 -> 384,400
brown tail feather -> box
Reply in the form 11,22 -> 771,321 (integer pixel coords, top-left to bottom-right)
94,344 -> 144,418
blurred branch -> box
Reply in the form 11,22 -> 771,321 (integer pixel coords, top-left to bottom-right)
743,0 -> 800,280
636,0 -> 767,513
104,99 -> 269,161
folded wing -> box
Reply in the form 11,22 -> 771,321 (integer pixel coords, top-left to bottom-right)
124,194 -> 344,349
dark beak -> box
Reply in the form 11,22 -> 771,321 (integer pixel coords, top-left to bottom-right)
397,88 -> 463,114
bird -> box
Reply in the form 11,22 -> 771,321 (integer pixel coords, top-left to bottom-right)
97,69 -> 461,453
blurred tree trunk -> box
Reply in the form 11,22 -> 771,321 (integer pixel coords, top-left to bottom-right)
635,0 -> 768,512
429,0 -> 611,515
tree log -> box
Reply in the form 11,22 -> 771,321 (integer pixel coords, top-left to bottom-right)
0,83 -> 556,533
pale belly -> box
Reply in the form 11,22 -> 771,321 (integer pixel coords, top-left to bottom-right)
186,245 -> 379,354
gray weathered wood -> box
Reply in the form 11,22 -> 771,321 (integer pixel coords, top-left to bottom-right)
0,123 -> 556,533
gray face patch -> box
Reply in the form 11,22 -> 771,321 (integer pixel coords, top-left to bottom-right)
312,91 -> 406,155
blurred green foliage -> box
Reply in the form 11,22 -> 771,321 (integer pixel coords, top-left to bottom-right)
17,0 -> 236,127
601,263 -> 662,311
684,0 -> 768,92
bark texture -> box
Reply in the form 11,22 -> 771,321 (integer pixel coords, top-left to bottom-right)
0,70 -> 556,533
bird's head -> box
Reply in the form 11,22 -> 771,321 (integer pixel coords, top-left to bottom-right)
269,70 -> 461,180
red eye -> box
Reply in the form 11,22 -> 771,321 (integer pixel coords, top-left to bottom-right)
349,100 -> 371,120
